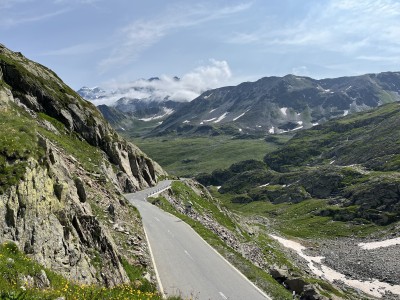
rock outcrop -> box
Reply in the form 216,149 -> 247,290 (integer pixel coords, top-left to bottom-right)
0,43 -> 166,193
0,44 -> 166,287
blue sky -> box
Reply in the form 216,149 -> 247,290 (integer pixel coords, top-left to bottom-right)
1,0 -> 400,95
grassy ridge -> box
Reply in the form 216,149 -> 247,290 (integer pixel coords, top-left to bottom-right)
216,191 -> 383,239
264,102 -> 400,171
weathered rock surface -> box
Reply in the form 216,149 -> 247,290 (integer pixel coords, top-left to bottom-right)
0,43 -> 166,193
0,43 -> 164,286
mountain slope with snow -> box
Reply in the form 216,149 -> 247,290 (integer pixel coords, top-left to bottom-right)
151,72 -> 400,136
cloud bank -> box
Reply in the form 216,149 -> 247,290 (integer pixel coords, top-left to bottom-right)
94,59 -> 232,105
98,2 -> 251,73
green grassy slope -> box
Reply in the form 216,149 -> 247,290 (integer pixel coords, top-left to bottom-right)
133,134 -> 291,177
264,102 -> 400,171
196,103 -> 400,238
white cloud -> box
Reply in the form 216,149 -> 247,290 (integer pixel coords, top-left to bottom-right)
0,0 -> 31,9
53,0 -> 100,3
1,8 -> 69,26
356,55 -> 400,63
98,2 -> 252,72
42,42 -> 105,56
228,0 -> 400,55
95,59 -> 232,105
1,0 -> 99,26
292,66 -> 309,76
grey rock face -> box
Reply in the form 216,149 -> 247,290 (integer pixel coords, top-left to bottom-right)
0,154 -> 128,286
0,44 -> 166,193
0,44 -> 160,287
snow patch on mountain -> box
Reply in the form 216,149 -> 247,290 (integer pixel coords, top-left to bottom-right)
292,125 -> 304,131
203,117 -> 217,122
269,127 -> 275,134
233,109 -> 250,121
139,107 -> 174,121
270,234 -> 400,299
214,112 -> 228,123
204,93 -> 213,99
359,237 -> 400,250
280,107 -> 288,116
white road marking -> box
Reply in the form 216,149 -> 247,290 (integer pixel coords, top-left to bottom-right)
184,249 -> 194,260
219,292 -> 228,299
154,217 -> 160,222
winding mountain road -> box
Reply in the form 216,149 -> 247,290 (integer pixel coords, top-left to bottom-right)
125,180 -> 270,300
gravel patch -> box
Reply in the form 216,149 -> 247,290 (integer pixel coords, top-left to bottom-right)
311,238 -> 400,285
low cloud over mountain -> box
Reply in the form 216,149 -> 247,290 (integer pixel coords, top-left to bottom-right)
80,59 -> 232,106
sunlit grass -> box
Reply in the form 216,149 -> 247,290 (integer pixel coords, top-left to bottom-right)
0,242 -> 170,300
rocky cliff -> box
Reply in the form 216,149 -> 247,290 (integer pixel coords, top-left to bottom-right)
0,44 -> 166,287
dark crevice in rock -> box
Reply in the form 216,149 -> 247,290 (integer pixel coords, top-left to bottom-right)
5,205 -> 15,228
72,215 -> 88,245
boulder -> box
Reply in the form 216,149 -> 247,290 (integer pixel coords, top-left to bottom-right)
301,284 -> 330,300
284,277 -> 308,294
74,177 -> 87,203
269,266 -> 290,281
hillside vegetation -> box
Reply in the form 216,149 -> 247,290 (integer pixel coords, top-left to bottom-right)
134,134 -> 291,176
198,102 -> 400,232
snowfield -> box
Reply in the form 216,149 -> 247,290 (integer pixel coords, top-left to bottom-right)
214,112 -> 228,123
139,107 -> 174,121
358,237 -> 400,250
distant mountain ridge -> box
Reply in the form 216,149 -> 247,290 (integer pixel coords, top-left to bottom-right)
151,72 -> 400,136
77,79 -> 186,130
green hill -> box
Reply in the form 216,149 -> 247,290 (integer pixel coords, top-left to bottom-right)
198,102 -> 400,228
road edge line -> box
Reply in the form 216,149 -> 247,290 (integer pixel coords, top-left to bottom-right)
182,219 -> 272,299
157,205 -> 272,299
127,180 -> 270,299
143,226 -> 165,299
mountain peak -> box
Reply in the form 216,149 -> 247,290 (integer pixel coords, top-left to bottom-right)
150,72 -> 400,136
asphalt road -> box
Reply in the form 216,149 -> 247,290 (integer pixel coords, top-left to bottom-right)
125,180 -> 271,300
